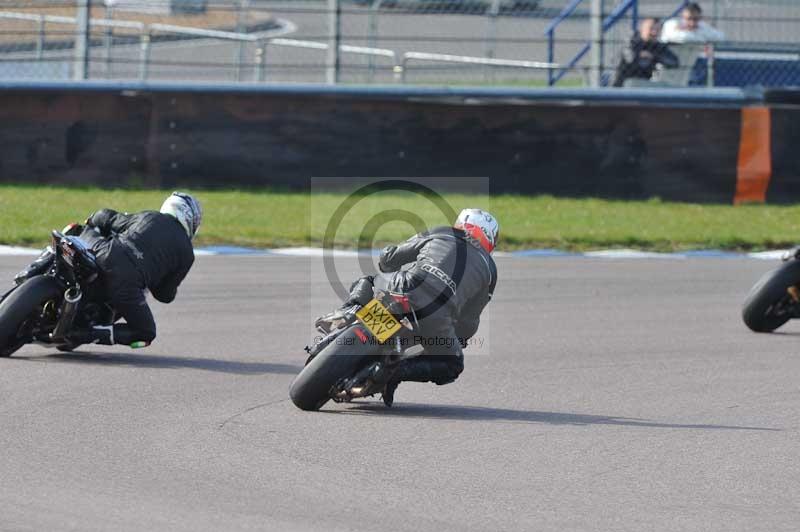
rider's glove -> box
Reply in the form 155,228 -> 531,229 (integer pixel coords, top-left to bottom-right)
378,245 -> 399,273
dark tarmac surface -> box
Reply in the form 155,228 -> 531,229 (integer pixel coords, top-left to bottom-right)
0,254 -> 798,531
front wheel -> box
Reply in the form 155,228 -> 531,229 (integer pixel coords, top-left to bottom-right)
742,260 -> 800,333
0,275 -> 61,356
289,326 -> 381,411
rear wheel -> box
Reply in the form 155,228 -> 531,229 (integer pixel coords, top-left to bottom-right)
742,260 -> 800,333
0,276 -> 61,357
0,285 -> 15,305
289,326 -> 380,411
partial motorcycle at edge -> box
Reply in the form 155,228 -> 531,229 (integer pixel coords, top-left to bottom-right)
743,247 -> 800,332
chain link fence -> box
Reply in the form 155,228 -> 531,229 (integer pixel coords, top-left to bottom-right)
631,0 -> 800,88
0,0 -> 798,86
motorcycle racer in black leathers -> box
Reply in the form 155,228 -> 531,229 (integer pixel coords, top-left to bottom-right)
316,208 -> 499,405
14,192 -> 201,348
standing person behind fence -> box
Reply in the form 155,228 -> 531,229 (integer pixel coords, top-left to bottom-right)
613,17 -> 679,87
660,2 -> 725,43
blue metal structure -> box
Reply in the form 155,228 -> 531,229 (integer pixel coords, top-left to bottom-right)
666,0 -> 690,22
546,0 -> 689,86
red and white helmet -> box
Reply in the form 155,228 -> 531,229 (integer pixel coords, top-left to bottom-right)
454,208 -> 499,253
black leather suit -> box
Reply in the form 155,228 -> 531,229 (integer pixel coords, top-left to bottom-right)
81,209 -> 195,345
346,226 -> 497,384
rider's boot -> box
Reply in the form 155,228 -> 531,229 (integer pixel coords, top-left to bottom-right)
314,277 -> 375,334
345,358 -> 459,405
65,325 -> 115,347
381,359 -> 461,406
382,379 -> 400,407
314,304 -> 361,334
393,358 -> 457,383
14,248 -> 55,285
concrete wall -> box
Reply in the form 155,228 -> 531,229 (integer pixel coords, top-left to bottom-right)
0,82 -> 778,203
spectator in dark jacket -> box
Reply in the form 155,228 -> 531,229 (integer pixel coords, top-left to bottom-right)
613,17 -> 679,87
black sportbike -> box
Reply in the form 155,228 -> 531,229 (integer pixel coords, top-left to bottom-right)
290,290 -> 425,411
742,247 -> 800,332
0,225 -> 132,356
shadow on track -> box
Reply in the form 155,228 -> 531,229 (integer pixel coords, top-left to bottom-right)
327,403 -> 780,431
15,352 -> 301,375
769,331 -> 800,337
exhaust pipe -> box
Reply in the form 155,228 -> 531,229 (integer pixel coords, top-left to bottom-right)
50,287 -> 82,342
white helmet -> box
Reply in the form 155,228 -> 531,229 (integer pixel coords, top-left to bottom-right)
160,191 -> 202,239
454,208 -> 499,253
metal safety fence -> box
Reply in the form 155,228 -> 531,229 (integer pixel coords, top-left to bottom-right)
0,0 -> 799,87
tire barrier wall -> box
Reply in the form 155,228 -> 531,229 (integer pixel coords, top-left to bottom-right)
0,81 -> 785,204
761,89 -> 800,205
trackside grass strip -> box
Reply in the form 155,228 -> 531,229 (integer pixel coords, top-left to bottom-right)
0,186 -> 798,251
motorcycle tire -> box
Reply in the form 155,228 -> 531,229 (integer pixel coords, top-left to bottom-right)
742,260 -> 800,333
289,325 -> 380,411
0,275 -> 61,357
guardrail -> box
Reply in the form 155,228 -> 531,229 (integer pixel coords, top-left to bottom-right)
145,23 -> 264,82
0,11 -> 144,65
0,10 -> 567,85
396,51 -> 561,83
256,37 -> 396,82
0,12 -> 48,59
0,10 -> 397,83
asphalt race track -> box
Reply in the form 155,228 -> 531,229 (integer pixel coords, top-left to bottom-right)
1,254 -> 798,531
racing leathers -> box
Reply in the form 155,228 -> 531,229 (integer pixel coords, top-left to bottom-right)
76,209 -> 195,346
342,225 -> 497,386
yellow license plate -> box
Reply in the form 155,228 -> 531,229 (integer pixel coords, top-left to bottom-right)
356,298 -> 402,343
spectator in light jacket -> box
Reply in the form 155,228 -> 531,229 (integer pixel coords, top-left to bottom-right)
660,2 -> 725,43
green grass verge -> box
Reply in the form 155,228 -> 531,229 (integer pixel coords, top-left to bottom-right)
1,185 -> 798,251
